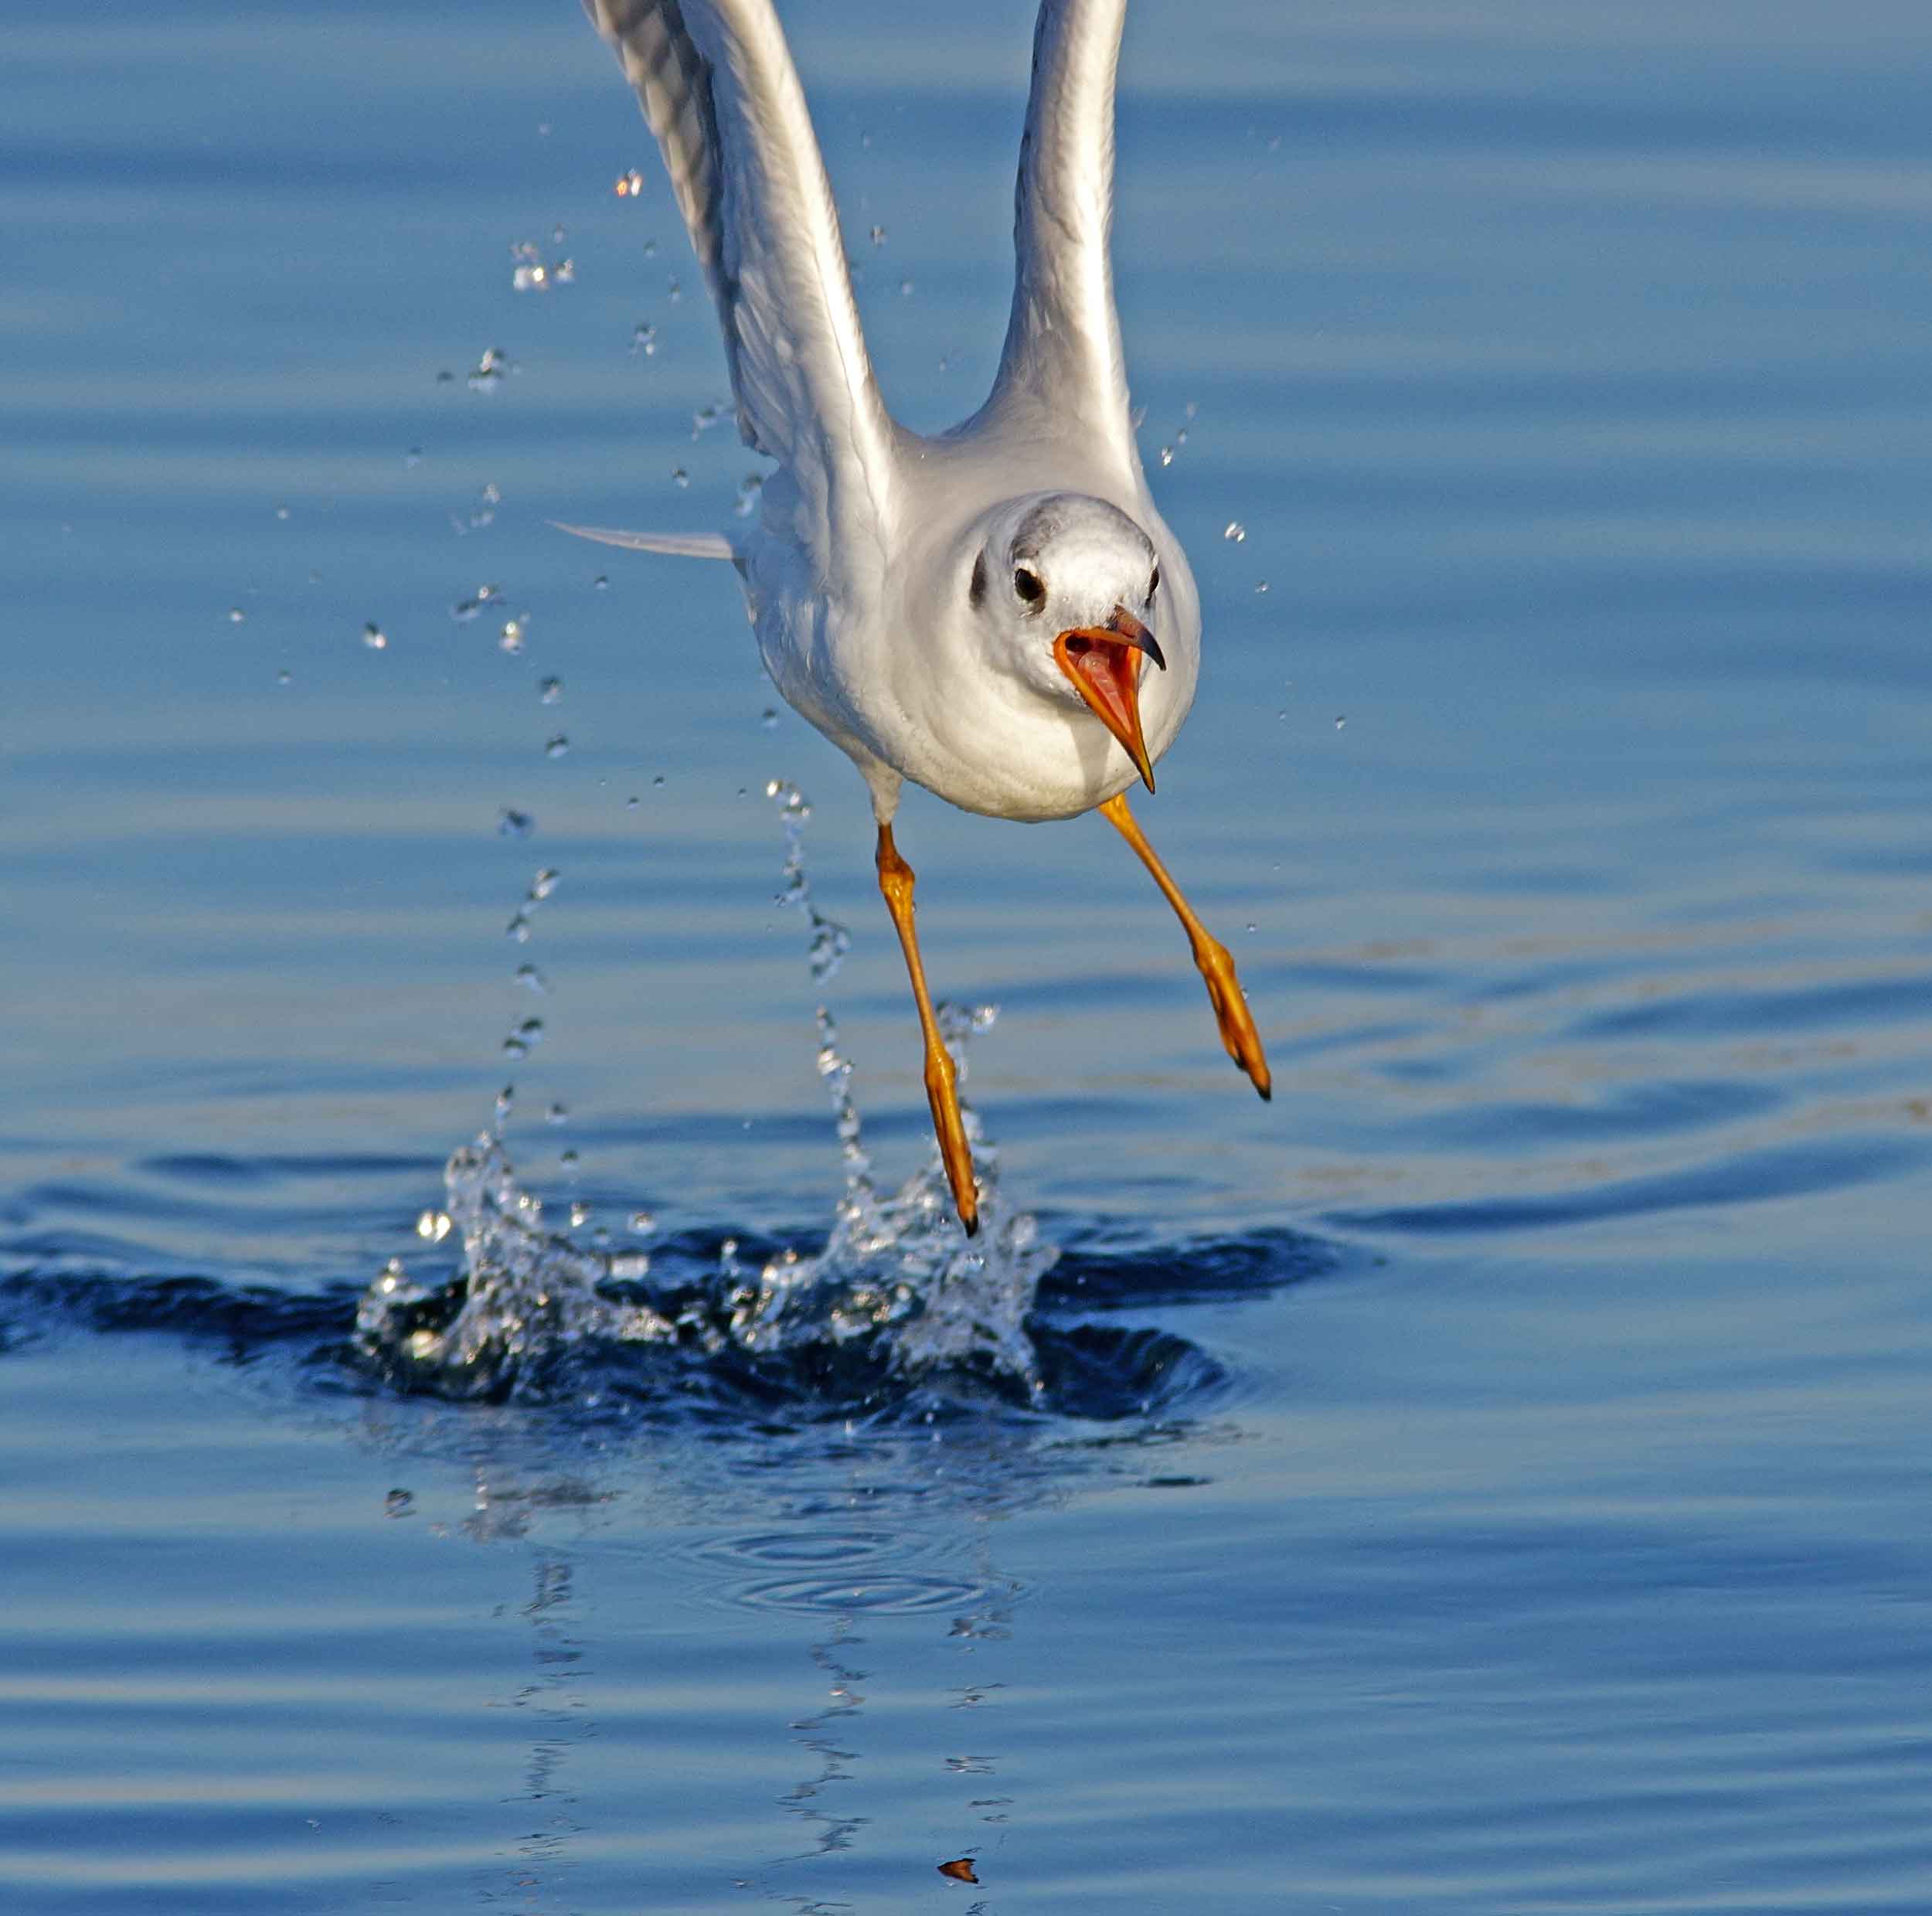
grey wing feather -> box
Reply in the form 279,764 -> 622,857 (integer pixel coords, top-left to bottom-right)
583,0 -> 896,573
982,0 -> 1139,484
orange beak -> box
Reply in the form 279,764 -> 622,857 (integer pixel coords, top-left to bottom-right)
1053,605 -> 1166,793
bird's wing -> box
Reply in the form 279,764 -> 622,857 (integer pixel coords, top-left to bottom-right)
980,0 -> 1139,484
583,0 -> 896,572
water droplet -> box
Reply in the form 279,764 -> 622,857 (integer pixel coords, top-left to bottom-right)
505,910 -> 531,942
274,504 -> 291,521
631,321 -> 657,357
1334,715 -> 1346,730
651,774 -> 666,788
733,472 -> 764,518
544,733 -> 569,758
538,676 -> 563,705
384,1489 -> 415,1518
451,584 -> 502,623
502,1033 -> 530,1059
614,168 -> 645,198
1246,922 -> 1257,934
498,807 -> 535,838
467,346 -> 514,393
1254,580 -> 1270,594
760,708 -> 778,730
515,963 -> 548,994
403,446 -> 423,468
869,223 -> 887,246
568,1200 -> 591,1228
899,278 -> 914,297
529,868 -> 560,900
546,1101 -> 570,1125
671,466 -> 689,488
455,481 -> 500,533
498,617 -> 526,655
1223,522 -> 1246,543
416,1209 -> 453,1243
667,277 -> 682,302
226,607 -> 245,624
275,669 -> 292,686
593,573 -> 609,591
510,239 -> 573,293
691,402 -> 723,439
362,621 -> 389,650
628,1209 -> 655,1236
1158,445 -> 1174,467
494,1084 -> 515,1130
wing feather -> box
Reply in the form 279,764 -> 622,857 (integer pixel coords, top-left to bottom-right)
583,0 -> 896,570
982,0 -> 1138,482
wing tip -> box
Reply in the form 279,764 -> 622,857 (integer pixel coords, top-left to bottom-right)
549,521 -> 736,560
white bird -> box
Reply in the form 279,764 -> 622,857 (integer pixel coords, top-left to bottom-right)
571,0 -> 1269,1233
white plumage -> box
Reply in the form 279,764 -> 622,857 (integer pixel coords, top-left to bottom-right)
577,0 -> 1266,1231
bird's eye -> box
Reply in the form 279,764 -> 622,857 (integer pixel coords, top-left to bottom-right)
1148,563 -> 1161,601
1012,567 -> 1046,607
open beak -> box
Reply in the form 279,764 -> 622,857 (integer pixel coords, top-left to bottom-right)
1053,606 -> 1167,794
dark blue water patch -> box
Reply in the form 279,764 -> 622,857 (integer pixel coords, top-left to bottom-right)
1573,972 -> 1932,1042
1039,1224 -> 1342,1313
1330,1135 -> 1927,1238
0,1216 -> 1334,1428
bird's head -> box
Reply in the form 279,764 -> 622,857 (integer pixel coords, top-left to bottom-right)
961,492 -> 1169,791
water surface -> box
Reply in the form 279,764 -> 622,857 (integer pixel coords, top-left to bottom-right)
5,1 -> 1932,1909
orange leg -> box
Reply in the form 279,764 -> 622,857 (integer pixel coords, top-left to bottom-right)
1099,793 -> 1272,1099
876,823 -> 978,1234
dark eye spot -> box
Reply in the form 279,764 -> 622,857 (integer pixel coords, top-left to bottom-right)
1148,563 -> 1161,601
969,553 -> 986,607
1013,567 -> 1045,607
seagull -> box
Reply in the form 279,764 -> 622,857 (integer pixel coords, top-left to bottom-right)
569,0 -> 1269,1234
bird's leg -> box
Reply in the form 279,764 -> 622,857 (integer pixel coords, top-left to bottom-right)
875,823 -> 979,1234
1098,793 -> 1272,1100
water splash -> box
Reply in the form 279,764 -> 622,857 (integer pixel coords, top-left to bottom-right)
355,1138 -> 675,1402
356,781 -> 1057,1406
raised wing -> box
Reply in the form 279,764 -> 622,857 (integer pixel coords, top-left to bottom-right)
981,0 -> 1139,483
583,0 -> 897,567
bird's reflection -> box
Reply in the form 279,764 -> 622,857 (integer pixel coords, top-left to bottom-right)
402,1418 -> 1051,1913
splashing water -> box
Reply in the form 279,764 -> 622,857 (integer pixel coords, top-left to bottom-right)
356,781 -> 1057,1405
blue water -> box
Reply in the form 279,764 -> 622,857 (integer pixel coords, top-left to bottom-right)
7,0 -> 1932,1907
